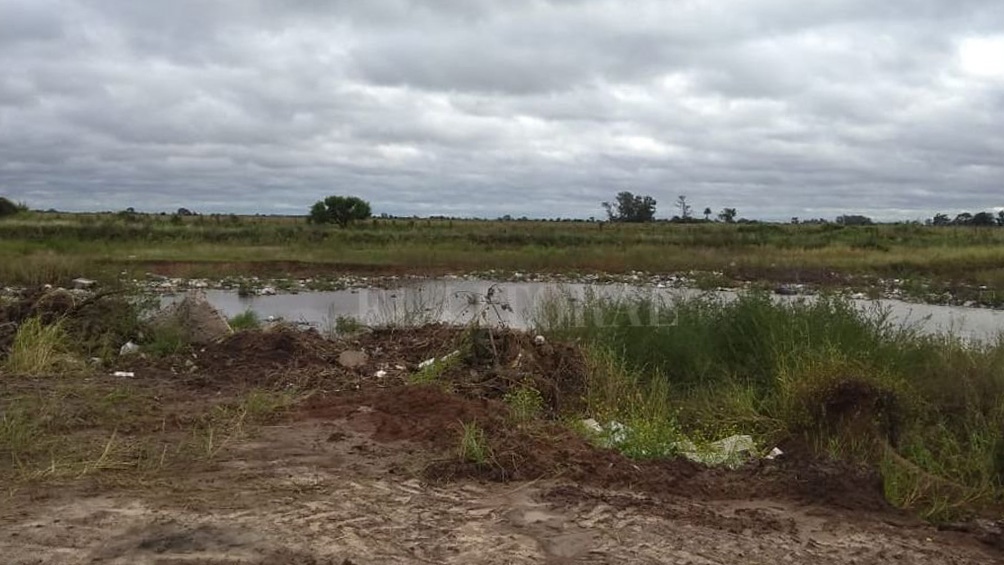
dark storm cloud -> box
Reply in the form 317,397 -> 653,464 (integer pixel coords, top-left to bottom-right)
1,0 -> 1003,220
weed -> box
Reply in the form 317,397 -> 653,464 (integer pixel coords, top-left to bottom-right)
458,421 -> 491,465
3,317 -> 74,375
579,348 -> 685,459
229,309 -> 261,331
333,315 -> 365,335
504,385 -> 544,424
143,320 -> 186,357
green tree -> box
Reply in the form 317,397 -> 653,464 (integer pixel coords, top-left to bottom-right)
308,195 -> 372,227
0,196 -> 22,218
717,208 -> 737,223
601,192 -> 657,223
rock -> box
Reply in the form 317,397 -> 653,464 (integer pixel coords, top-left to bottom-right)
259,286 -> 277,296
119,341 -> 141,356
338,350 -> 369,369
774,285 -> 798,296
150,290 -> 232,345
72,278 -> 97,290
533,335 -> 547,346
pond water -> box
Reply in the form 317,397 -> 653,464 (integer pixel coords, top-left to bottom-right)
164,279 -> 1004,342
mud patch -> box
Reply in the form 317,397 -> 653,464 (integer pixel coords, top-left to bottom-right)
302,385 -> 502,447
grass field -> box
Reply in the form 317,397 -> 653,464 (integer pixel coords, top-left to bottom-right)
4,211 -> 1004,303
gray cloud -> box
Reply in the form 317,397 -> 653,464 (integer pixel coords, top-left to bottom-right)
1,0 -> 1004,220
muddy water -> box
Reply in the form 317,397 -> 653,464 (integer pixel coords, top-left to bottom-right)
166,279 -> 1004,341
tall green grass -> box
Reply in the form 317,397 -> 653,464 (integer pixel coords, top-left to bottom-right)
3,317 -> 74,375
536,290 -> 1004,519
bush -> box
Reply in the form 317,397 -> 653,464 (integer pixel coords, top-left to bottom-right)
0,197 -> 22,218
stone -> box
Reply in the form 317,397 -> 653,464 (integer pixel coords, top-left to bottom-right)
338,350 -> 369,369
150,290 -> 232,345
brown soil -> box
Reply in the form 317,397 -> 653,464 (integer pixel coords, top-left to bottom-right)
2,325 -> 1001,564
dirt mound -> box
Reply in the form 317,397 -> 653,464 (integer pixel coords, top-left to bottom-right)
192,326 -> 342,385
355,326 -> 589,417
303,384 -> 892,514
0,286 -> 140,358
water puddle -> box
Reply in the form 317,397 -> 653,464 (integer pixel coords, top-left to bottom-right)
164,279 -> 1004,341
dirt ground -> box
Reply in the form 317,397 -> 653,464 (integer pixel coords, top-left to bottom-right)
1,325 -> 1001,564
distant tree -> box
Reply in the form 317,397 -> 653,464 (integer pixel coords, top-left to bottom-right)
308,195 -> 372,227
997,211 -> 1004,227
703,207 -> 712,221
971,211 -> 996,226
601,191 -> 657,223
0,196 -> 21,218
791,217 -> 800,224
676,195 -> 692,220
931,213 -> 951,226
176,207 -> 195,216
717,208 -> 737,223
953,212 -> 973,226
835,214 -> 873,226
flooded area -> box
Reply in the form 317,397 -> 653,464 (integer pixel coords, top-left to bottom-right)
166,279 -> 1004,341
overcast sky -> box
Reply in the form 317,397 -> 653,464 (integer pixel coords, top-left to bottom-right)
1,1 -> 1003,220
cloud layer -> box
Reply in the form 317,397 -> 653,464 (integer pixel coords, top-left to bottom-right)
2,0 -> 1003,220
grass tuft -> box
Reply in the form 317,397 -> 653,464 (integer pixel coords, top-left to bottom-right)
4,317 -> 74,375
228,310 -> 261,331
458,421 -> 491,465
503,385 -> 544,424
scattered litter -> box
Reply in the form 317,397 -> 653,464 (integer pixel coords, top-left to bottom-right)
375,369 -> 388,378
72,278 -> 97,290
580,418 -> 603,434
259,286 -> 277,296
766,447 -> 784,460
112,371 -> 135,378
680,434 -> 757,469
119,341 -> 141,356
533,335 -> 546,345
418,350 -> 460,369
